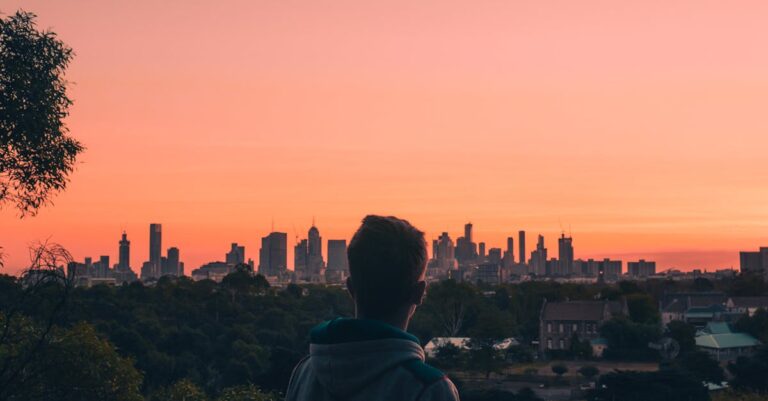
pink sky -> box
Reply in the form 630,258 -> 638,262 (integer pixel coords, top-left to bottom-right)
1,0 -> 768,274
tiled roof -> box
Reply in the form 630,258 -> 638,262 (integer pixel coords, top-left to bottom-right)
696,333 -> 761,349
542,301 -> 607,321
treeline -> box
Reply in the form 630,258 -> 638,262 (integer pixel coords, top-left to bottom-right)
2,269 -> 768,401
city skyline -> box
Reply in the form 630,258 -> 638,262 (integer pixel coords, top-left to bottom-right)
8,219 -> 756,277
2,0 -> 768,273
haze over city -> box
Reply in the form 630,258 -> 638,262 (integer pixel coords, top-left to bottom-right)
3,0 -> 768,273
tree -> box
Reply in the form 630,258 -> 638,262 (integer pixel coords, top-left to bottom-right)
156,379 -> 207,401
600,318 -> 661,361
0,11 -> 83,216
674,350 -> 724,384
728,346 -> 768,393
467,340 -> 505,379
666,321 -> 697,355
626,294 -> 660,324
578,365 -> 599,380
417,280 -> 481,336
735,309 -> 768,344
433,342 -> 464,368
216,384 -> 278,401
551,364 -> 568,378
1,322 -> 143,401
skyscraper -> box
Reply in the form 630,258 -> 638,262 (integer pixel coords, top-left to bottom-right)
149,223 -> 162,275
259,232 -> 287,277
518,230 -> 526,265
456,222 -> 478,264
165,247 -> 181,276
307,225 -> 326,281
558,233 -> 574,276
118,232 -> 130,272
479,242 -> 486,259
506,237 -> 515,263
530,235 -> 547,276
294,239 -> 308,280
226,243 -> 245,265
327,240 -> 348,271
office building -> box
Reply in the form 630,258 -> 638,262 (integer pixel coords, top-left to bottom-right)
558,234 -> 574,276
628,260 -> 656,278
118,232 -> 130,271
259,232 -> 288,277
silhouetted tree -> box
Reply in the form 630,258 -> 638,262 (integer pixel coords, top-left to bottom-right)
578,365 -> 599,380
0,11 -> 83,216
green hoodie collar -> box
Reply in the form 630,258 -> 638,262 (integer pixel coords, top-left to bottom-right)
310,318 -> 420,345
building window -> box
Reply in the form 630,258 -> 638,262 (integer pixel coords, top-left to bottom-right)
547,338 -> 553,349
573,323 -> 578,332
559,339 -> 565,349
547,323 -> 552,333
559,323 -> 564,333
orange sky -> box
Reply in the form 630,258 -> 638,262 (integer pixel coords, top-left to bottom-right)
2,0 -> 768,275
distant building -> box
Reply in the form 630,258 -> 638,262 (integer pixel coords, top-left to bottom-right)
518,231 -> 526,267
598,259 -> 622,282
146,223 -> 162,278
226,243 -> 245,265
427,232 -> 458,280
558,234 -> 574,276
659,292 -> 728,327
259,232 -> 288,278
191,261 -> 232,282
326,239 -> 348,283
695,322 -> 761,361
725,296 -> 768,317
294,239 -> 308,280
455,223 -> 478,265
163,247 -> 182,276
628,260 -> 656,278
475,263 -> 501,285
530,235 -> 547,276
487,248 -> 502,265
539,299 -> 627,354
740,248 -> 768,280
118,232 -> 130,271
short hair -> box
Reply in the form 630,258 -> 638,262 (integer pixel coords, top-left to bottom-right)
347,215 -> 427,317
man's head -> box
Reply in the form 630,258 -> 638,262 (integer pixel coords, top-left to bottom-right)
347,215 -> 427,321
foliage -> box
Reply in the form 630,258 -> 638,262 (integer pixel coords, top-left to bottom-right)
578,365 -> 599,379
1,321 -> 143,401
711,390 -> 768,401
735,309 -> 768,344
551,364 -> 568,377
666,320 -> 697,355
432,342 -> 464,368
728,346 -> 768,393
153,379 -> 207,401
673,350 -> 725,384
600,318 -> 661,361
467,339 -> 506,379
625,293 -> 660,324
0,10 -> 84,216
591,369 -> 710,401
215,384 -> 278,401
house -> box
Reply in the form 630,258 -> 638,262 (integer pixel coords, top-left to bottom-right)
726,297 -> 768,316
539,299 -> 627,354
695,322 -> 761,361
659,292 -> 727,326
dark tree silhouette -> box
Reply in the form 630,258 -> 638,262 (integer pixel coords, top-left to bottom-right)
0,10 -> 83,217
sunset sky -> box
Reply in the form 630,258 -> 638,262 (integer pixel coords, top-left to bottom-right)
2,0 -> 768,274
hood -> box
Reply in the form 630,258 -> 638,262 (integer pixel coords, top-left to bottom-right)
309,318 -> 424,397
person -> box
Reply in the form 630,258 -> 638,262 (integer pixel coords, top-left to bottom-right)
285,215 -> 460,401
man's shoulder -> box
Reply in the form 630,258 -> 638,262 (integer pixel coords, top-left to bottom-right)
400,359 -> 447,386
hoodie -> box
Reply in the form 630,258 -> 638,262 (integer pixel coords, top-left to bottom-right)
285,318 -> 460,401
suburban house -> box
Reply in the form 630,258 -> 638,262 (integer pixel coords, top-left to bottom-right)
725,296 -> 768,316
695,322 -> 761,361
659,292 -> 728,327
539,299 -> 627,355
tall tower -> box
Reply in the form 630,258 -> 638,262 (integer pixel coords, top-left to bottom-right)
118,232 -> 130,271
166,247 -> 180,276
307,225 -> 326,281
259,232 -> 288,277
558,233 -> 574,276
518,230 -> 526,265
149,223 -> 162,275
464,223 -> 473,244
506,237 -> 515,263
